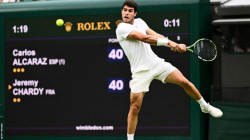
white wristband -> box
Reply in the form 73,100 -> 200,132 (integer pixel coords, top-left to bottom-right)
157,38 -> 169,46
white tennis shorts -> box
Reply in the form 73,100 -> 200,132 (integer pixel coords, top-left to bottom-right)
130,62 -> 176,93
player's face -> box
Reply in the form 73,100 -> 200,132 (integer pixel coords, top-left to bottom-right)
122,5 -> 137,24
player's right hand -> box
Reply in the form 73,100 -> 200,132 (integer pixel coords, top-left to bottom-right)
171,44 -> 186,53
175,44 -> 186,53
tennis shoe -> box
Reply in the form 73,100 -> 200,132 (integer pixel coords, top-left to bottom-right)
200,103 -> 223,118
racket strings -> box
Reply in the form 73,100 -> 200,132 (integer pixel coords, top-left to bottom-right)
194,40 -> 216,60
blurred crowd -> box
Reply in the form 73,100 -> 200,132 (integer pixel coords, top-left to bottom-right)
0,0 -> 43,2
0,0 -> 20,3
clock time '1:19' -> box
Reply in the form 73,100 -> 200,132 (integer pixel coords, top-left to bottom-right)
13,25 -> 28,33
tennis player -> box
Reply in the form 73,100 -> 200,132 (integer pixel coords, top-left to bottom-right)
115,0 -> 223,140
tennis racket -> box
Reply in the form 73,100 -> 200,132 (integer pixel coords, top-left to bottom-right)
186,38 -> 217,61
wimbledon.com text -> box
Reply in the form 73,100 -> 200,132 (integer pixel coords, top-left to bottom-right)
76,125 -> 114,131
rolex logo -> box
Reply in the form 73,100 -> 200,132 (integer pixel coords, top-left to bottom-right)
77,21 -> 111,31
116,20 -> 123,27
64,22 -> 73,32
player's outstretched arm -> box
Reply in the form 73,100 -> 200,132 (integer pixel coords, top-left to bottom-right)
146,28 -> 186,52
127,30 -> 159,45
146,28 -> 165,39
127,29 -> 186,53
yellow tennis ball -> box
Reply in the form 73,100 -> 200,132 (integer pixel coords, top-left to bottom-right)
56,19 -> 64,26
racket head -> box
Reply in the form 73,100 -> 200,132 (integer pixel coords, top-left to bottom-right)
188,38 -> 217,61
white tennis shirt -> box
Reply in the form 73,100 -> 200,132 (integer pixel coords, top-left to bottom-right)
116,18 -> 164,74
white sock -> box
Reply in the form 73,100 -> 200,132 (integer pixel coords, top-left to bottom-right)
196,97 -> 208,106
127,134 -> 134,140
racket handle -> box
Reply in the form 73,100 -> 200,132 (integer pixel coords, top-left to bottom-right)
186,48 -> 193,53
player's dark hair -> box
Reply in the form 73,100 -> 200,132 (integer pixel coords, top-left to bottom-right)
122,0 -> 138,13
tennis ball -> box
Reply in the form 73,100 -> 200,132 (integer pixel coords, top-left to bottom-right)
56,19 -> 64,26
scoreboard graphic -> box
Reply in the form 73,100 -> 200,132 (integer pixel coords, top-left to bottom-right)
4,11 -> 190,137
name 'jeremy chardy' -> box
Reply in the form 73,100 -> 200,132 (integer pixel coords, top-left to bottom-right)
13,79 -> 39,87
